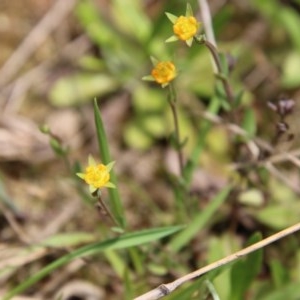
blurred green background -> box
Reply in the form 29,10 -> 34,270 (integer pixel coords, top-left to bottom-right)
1,0 -> 300,299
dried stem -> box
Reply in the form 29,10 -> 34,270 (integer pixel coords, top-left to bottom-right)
96,193 -> 119,227
198,0 -> 217,47
134,222 -> 300,300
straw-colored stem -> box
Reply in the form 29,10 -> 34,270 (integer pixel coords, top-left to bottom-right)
96,193 -> 119,227
134,221 -> 300,300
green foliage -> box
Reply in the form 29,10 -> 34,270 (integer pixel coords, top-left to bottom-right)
241,108 -> 257,137
50,73 -> 119,106
93,99 -> 126,228
4,1 -> 300,299
39,232 -> 95,247
3,226 -> 183,300
229,233 -> 263,300
169,185 -> 232,252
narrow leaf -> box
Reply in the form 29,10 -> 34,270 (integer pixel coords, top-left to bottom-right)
165,12 -> 178,23
93,99 -> 126,228
169,186 -> 232,252
229,232 -> 263,300
3,226 -> 183,300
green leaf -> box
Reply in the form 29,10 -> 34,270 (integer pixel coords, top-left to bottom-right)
186,3 -> 194,17
262,282 -> 300,300
132,85 -> 167,112
75,0 -> 119,47
93,99 -> 126,228
229,232 -> 263,300
112,0 -> 152,42
241,108 -> 256,137
124,268 -> 134,300
165,278 -> 206,300
3,226 -> 183,300
219,53 -> 229,78
104,250 -> 126,277
238,189 -> 264,207
50,73 -> 119,107
279,7 -> 300,52
75,0 -> 143,79
142,75 -> 155,82
124,120 -> 154,150
269,259 -> 289,288
281,52 -> 300,89
40,232 -> 95,248
165,12 -> 178,24
233,89 -> 244,108
207,234 -> 240,299
166,35 -> 179,43
150,56 -> 159,66
169,185 -> 232,252
256,203 -> 300,230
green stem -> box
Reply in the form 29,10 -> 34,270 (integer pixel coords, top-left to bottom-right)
195,37 -> 235,105
168,84 -> 184,176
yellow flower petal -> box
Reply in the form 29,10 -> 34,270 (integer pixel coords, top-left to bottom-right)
77,156 -> 115,190
173,16 -> 199,41
151,61 -> 176,85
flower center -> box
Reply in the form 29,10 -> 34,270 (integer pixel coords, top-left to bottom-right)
84,164 -> 110,188
173,16 -> 198,41
151,61 -> 176,84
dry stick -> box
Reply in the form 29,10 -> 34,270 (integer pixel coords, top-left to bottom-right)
198,0 -> 217,73
134,222 -> 300,300
198,0 -> 217,47
0,0 -> 76,87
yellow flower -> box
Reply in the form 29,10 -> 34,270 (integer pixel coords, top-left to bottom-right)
142,57 -> 176,88
77,155 -> 115,193
173,16 -> 199,41
165,4 -> 201,47
151,61 -> 176,85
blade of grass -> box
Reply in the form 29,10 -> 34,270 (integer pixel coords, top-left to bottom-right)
169,185 -> 232,252
3,225 -> 183,300
93,98 -> 126,228
229,232 -> 263,300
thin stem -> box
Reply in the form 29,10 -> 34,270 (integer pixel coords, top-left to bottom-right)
202,39 -> 235,104
168,84 -> 184,176
96,193 -> 119,227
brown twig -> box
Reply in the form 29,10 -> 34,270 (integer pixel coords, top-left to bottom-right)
95,193 -> 119,227
134,222 -> 300,300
